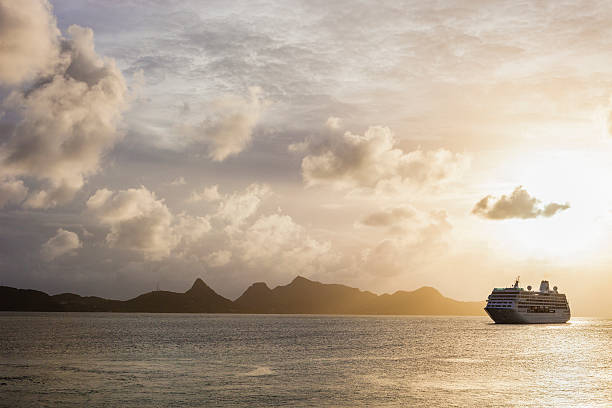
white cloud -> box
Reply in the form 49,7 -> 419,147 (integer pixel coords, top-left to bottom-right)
231,213 -> 337,279
87,187 -> 177,260
325,116 -> 342,129
189,183 -> 342,280
86,186 -> 215,260
188,184 -> 221,202
169,176 -> 186,186
215,183 -> 269,230
240,214 -> 302,262
0,0 -> 60,85
0,4 -> 127,208
361,210 -> 452,277
83,183 -> 336,280
40,228 -> 82,261
299,125 -> 469,192
186,87 -> 265,161
206,249 -> 232,267
0,178 -> 28,208
174,213 -> 211,244
288,141 -> 309,153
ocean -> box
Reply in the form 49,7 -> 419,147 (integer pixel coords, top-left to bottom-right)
0,313 -> 610,407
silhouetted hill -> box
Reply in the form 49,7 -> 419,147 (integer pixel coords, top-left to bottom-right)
234,282 -> 275,312
0,278 -> 234,313
375,287 -> 484,315
235,276 -> 380,314
0,276 -> 485,315
53,293 -> 120,312
0,287 -> 64,311
122,278 -> 235,312
235,276 -> 484,315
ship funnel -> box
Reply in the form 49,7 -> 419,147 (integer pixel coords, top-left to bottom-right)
539,280 -> 550,293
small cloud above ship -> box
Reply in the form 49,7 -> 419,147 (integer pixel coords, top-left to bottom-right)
472,186 -> 569,220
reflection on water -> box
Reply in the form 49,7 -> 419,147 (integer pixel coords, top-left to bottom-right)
242,366 -> 275,377
0,313 -> 610,407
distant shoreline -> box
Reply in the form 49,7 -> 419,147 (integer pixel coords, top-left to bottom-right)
1,276 -> 486,315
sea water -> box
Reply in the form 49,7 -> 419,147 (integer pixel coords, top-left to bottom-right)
0,313 -> 610,407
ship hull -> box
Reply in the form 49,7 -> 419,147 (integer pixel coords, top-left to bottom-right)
485,308 -> 570,324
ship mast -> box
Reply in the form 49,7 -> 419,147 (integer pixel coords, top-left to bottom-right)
513,276 -> 520,289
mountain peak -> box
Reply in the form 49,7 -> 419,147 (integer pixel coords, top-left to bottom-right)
392,286 -> 443,297
414,286 -> 442,296
237,282 -> 272,297
250,282 -> 271,291
187,278 -> 212,294
234,281 -> 274,311
291,275 -> 312,284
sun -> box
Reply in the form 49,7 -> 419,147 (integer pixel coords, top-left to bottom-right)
488,149 -> 612,263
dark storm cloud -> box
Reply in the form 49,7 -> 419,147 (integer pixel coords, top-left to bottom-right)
472,186 -> 570,220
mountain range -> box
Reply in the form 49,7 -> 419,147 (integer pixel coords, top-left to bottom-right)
0,276 -> 485,315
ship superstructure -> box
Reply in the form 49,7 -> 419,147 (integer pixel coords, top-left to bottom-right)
484,278 -> 570,324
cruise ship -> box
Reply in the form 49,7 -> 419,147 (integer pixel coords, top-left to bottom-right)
484,278 -> 570,324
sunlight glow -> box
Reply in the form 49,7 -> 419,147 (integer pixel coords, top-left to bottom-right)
491,148 -> 612,263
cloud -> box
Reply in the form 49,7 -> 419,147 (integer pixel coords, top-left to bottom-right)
188,184 -> 221,202
325,116 -> 342,129
288,141 -> 309,153
86,186 -> 213,260
472,186 -> 570,220
541,202 -> 571,217
205,249 -> 232,267
40,228 -> 82,261
83,184 -> 271,261
0,3 -> 127,208
82,182 -> 336,284
187,183 -> 337,278
0,178 -> 28,208
87,187 -> 177,260
215,183 -> 269,230
180,185 -> 339,280
174,213 -> 211,245
0,0 -> 60,85
169,176 -> 186,186
361,210 -> 452,277
186,87 -> 265,161
182,183 -> 340,280
192,184 -> 337,279
298,125 -> 469,191
359,207 -> 415,227
239,213 -> 302,261
234,213 -> 336,278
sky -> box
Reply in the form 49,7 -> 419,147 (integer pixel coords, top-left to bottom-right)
1,0 -> 611,316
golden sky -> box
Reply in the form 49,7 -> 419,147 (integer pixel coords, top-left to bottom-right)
1,0 -> 611,316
